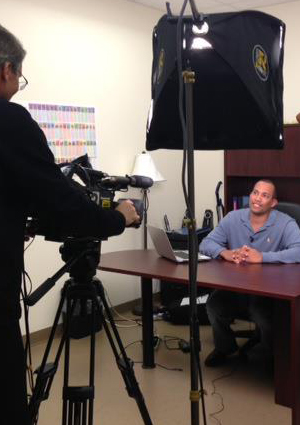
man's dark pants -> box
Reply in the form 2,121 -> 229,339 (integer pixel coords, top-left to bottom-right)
206,290 -> 273,354
0,320 -> 29,425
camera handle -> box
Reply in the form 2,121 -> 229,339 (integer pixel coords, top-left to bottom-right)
25,250 -> 89,306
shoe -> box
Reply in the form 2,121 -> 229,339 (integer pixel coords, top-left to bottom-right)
205,349 -> 229,367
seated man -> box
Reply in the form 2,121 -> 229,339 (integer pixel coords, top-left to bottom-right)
200,179 -> 300,367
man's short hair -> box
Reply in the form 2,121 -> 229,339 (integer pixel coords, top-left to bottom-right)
254,179 -> 277,199
0,25 -> 26,73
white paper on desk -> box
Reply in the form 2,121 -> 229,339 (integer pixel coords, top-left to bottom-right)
180,294 -> 209,306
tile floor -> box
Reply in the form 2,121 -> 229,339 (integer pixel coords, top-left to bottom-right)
29,311 -> 291,425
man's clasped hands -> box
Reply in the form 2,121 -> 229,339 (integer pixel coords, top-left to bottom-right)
220,246 -> 263,264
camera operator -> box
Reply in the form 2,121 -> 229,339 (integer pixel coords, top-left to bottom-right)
0,24 -> 139,425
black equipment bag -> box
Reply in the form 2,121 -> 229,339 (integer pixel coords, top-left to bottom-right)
166,226 -> 210,250
163,297 -> 210,325
161,229 -> 212,325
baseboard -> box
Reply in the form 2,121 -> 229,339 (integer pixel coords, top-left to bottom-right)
24,325 -> 63,346
25,293 -> 161,344
114,292 -> 161,314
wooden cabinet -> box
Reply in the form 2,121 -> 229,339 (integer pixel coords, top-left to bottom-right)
224,124 -> 300,212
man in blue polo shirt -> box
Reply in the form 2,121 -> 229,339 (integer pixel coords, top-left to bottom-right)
200,179 -> 300,367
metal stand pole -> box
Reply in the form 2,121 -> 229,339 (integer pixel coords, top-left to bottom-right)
143,189 -> 148,250
183,70 -> 207,425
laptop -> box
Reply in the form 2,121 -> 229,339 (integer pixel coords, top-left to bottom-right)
147,225 -> 211,263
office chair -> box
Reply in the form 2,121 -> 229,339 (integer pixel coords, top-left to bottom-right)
275,201 -> 300,227
235,201 -> 300,356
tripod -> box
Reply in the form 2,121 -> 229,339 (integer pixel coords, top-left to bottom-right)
26,238 -> 153,425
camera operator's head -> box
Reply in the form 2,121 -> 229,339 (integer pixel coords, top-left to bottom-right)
0,24 -> 27,101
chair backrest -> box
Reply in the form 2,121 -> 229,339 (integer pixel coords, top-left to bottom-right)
275,202 -> 300,228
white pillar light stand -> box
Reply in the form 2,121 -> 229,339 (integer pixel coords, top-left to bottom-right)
131,151 -> 165,316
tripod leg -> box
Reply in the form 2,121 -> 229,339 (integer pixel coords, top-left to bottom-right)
62,284 -> 96,425
30,275 -> 153,425
29,283 -> 70,425
94,279 -> 153,425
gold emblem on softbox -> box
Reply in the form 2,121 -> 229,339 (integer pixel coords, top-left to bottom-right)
253,45 -> 269,81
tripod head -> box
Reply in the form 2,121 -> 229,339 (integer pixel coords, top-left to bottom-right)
25,236 -> 103,307
59,238 -> 101,284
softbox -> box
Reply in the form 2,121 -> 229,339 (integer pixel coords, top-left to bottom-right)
146,11 -> 286,151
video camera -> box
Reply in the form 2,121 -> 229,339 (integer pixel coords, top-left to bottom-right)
26,154 -> 153,241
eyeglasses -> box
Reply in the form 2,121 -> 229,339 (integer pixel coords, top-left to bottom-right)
19,74 -> 28,91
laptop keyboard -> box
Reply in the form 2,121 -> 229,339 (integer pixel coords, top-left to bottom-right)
175,251 -> 189,259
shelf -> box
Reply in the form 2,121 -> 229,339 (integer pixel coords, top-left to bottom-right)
224,125 -> 300,212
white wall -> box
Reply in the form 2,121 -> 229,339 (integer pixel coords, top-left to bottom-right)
1,0 -> 299,333
258,1 -> 300,124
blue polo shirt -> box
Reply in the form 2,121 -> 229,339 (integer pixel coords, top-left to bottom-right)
199,208 -> 300,263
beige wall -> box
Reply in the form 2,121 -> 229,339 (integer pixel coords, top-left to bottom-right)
1,0 -> 299,333
1,0 -> 163,333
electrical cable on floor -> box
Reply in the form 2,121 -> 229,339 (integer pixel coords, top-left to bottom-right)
134,360 -> 183,372
120,333 -> 161,356
102,295 -> 160,346
163,335 -> 181,350
209,363 -> 241,425
105,319 -> 141,329
103,286 -> 142,328
113,318 -> 142,324
121,337 -> 184,372
123,340 -> 142,351
163,335 -> 190,352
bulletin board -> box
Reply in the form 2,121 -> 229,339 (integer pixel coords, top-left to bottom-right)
23,102 -> 98,163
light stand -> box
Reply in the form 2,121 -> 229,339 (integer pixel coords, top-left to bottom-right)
182,68 -> 207,425
171,2 -> 208,423
146,2 -> 285,424
131,152 -> 165,317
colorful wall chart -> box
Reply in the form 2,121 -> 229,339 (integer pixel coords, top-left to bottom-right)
27,103 -> 97,163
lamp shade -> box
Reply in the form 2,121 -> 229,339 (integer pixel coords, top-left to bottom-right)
131,152 -> 166,183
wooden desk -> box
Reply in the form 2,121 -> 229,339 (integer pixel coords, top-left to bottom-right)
99,249 -> 300,425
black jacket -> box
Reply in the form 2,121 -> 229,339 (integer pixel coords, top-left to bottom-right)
0,99 -> 125,321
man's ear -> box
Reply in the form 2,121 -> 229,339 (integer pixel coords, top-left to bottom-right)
0,62 -> 12,82
272,198 -> 278,208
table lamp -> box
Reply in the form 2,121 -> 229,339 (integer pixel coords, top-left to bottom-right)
131,151 -> 165,316
131,151 -> 165,249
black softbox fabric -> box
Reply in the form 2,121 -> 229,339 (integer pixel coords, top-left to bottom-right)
146,11 -> 285,151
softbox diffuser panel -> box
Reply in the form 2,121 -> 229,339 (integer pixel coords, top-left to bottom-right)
146,11 -> 285,151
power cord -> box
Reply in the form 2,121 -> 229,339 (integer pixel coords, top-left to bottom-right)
163,335 -> 190,353
102,286 -> 142,328
209,362 -> 241,425
121,338 -> 184,372
178,339 -> 190,353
